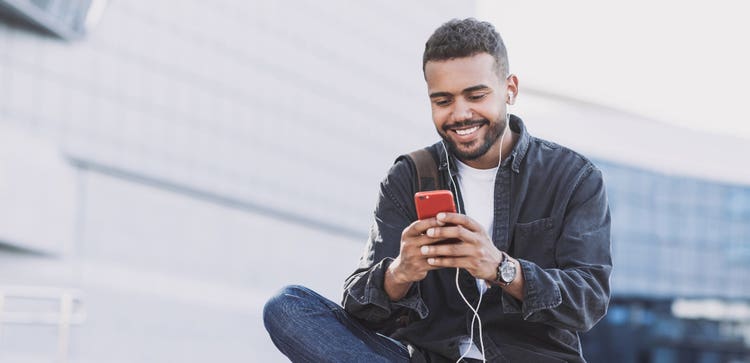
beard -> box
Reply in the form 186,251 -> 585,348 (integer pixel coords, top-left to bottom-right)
439,117 -> 506,161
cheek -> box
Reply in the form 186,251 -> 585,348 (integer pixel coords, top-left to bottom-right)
431,108 -> 450,127
477,103 -> 503,121
495,97 -> 508,114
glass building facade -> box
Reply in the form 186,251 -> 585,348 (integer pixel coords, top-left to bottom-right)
598,159 -> 750,300
583,159 -> 750,362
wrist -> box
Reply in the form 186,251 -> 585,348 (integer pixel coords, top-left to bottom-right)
385,258 -> 412,301
483,248 -> 505,282
494,252 -> 518,287
387,258 -> 406,284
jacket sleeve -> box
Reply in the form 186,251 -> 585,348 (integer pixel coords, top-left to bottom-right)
341,160 -> 429,330
502,165 -> 612,332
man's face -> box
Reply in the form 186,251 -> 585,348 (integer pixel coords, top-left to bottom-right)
424,53 -> 514,168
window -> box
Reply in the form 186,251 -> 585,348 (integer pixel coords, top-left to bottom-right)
0,0 -> 107,40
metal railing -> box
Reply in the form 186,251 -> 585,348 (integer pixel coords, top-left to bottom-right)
0,285 -> 85,363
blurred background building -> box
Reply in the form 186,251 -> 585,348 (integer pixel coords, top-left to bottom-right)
0,1 -> 747,362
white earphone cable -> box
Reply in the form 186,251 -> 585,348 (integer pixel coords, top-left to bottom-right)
443,106 -> 510,363
455,268 -> 485,363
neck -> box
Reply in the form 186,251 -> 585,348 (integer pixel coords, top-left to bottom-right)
459,130 -> 518,169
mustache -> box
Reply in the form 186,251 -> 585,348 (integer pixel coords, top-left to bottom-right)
442,119 -> 489,132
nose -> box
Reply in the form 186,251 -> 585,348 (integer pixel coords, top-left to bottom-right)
451,99 -> 473,122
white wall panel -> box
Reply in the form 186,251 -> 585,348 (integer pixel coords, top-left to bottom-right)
0,125 -> 76,255
0,2 -> 474,360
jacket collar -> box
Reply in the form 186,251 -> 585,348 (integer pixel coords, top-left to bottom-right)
437,114 -> 531,174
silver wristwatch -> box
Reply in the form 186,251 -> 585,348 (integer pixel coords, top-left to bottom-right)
495,252 -> 517,286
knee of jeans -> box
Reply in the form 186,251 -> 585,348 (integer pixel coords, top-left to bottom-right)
263,285 -> 315,334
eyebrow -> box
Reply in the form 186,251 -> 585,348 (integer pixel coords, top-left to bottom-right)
463,84 -> 491,93
429,84 -> 491,99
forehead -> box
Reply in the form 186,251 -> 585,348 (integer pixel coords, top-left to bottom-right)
424,53 -> 501,93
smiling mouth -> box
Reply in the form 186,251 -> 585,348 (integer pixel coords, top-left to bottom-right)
454,125 -> 480,136
447,120 -> 487,138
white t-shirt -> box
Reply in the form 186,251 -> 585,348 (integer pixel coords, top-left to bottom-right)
455,158 -> 498,359
455,158 -> 497,294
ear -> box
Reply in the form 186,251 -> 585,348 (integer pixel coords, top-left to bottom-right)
506,74 -> 519,105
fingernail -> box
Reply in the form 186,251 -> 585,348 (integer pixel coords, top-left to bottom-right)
427,258 -> 435,265
421,245 -> 430,255
437,213 -> 445,220
426,228 -> 434,237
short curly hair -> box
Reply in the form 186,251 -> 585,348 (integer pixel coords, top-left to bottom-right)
423,18 -> 509,77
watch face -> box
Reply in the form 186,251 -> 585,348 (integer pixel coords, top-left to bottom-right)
500,261 -> 516,283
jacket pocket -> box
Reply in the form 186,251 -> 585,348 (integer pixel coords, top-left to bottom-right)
513,217 -> 557,268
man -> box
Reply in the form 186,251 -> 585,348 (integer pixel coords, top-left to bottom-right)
264,18 -> 611,362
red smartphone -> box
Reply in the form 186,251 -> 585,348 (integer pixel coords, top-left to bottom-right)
415,190 -> 459,244
414,190 -> 457,220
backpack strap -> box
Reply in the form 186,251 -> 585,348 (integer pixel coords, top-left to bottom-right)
405,147 -> 444,192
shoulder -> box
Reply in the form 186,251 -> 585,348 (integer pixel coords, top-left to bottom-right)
375,144 -> 441,221
384,156 -> 415,194
523,135 -> 602,188
529,136 -> 597,170
390,141 -> 443,188
394,142 -> 442,169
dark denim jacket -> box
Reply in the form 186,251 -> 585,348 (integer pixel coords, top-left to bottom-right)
342,115 -> 612,363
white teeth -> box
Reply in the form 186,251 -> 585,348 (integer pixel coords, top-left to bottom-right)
455,126 -> 480,135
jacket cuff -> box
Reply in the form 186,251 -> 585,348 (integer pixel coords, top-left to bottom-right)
353,258 -> 429,320
502,259 -> 562,320
391,280 -> 429,319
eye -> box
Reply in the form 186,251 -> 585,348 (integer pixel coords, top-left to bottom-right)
433,98 -> 452,107
468,93 -> 488,101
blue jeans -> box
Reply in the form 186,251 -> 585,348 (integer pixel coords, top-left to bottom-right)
263,285 -> 411,363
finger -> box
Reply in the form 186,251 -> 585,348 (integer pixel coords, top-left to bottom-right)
436,212 -> 484,233
420,242 -> 472,257
403,235 -> 444,255
424,225 -> 476,243
426,256 -> 475,269
403,218 -> 443,237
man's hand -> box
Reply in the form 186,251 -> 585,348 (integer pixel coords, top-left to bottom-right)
385,212 -> 524,301
384,217 -> 446,301
423,212 -> 525,300
420,212 -> 503,281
